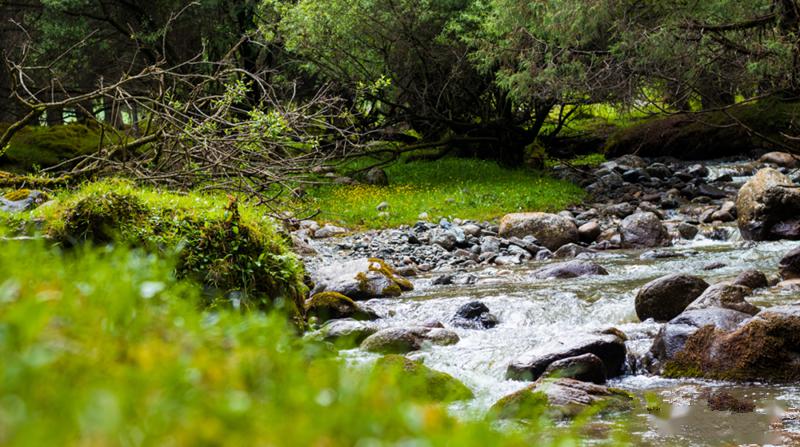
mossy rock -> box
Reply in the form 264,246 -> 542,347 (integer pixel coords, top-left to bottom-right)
0,123 -> 108,171
305,291 -> 378,322
373,355 -> 473,402
311,257 -> 413,301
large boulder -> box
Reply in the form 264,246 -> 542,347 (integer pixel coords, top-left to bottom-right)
635,274 -> 709,321
736,168 -> 800,240
506,331 -> 626,381
372,355 -> 473,402
310,258 -> 413,300
531,260 -> 608,279
685,283 -> 760,315
498,213 -> 578,251
360,327 -> 459,354
619,212 -> 669,248
489,378 -> 634,421
662,305 -> 800,381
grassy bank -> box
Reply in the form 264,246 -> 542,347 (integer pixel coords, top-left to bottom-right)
0,241 -> 628,446
298,158 -> 585,229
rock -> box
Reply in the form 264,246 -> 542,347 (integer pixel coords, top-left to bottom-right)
314,224 -> 348,239
452,301 -> 498,329
373,355 -> 473,402
620,212 -> 669,248
541,353 -> 607,384
553,243 -> 595,259
0,190 -> 48,212
697,184 -> 728,199
531,260 -> 609,279
489,378 -> 633,421
305,291 -> 379,322
614,154 -> 648,168
430,229 -> 457,250
733,269 -> 769,289
291,233 -> 318,256
622,168 -> 650,183
759,151 -> 799,168
646,163 -> 672,179
578,221 -> 602,243
480,236 -> 502,255
311,258 -> 413,300
677,222 -> 699,240
376,201 -> 389,211
364,167 -> 389,186
779,246 -> 800,280
736,168 -> 800,240
506,332 -> 626,381
603,202 -> 636,218
650,308 -> 753,363
662,305 -> 800,381
461,223 -> 482,237
317,319 -> 379,348
687,164 -> 709,178
361,327 -> 460,354
635,274 -> 709,321
498,212 -> 579,251
685,283 -> 760,315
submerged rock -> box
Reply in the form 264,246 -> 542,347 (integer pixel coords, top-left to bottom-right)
498,212 -> 578,251
531,260 -> 608,279
489,378 -> 633,421
506,331 -> 626,381
361,327 -> 459,354
311,258 -> 413,300
635,274 -> 709,322
451,301 -> 498,329
736,168 -> 800,241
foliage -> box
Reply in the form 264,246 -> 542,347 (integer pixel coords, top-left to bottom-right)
0,241 -> 628,446
0,123 -> 104,172
19,180 -> 307,313
296,158 -> 584,228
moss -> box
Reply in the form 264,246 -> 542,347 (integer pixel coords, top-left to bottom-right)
36,179 -> 308,316
305,291 -> 375,322
368,257 -> 413,291
488,385 -> 549,421
381,283 -> 402,297
3,188 -> 31,201
373,355 -> 474,403
0,123 -> 112,172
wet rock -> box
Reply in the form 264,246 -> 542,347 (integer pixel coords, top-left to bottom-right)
677,222 -> 699,240
314,224 -> 348,239
553,243 -> 595,259
635,274 -> 709,321
432,274 -> 454,286
489,378 -> 633,421
736,168 -> 800,241
361,327 -> 460,353
305,291 -> 379,322
506,332 -> 626,381
646,163 -> 672,179
578,221 -> 602,243
704,390 -> 755,413
639,249 -> 683,260
733,269 -> 769,289
373,355 -> 473,402
779,246 -> 800,280
759,151 -> 799,168
662,305 -> 800,381
686,164 -> 709,178
531,260 -> 609,279
620,212 -> 669,248
498,212 -> 579,251
685,283 -> 760,315
452,301 -> 498,329
541,353 -> 607,384
649,308 -> 753,362
697,184 -> 728,199
622,169 -> 650,183
364,167 -> 389,185
311,258 -> 413,300
603,202 -> 636,218
316,319 -> 379,348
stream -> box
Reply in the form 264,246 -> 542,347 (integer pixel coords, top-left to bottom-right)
311,160 -> 800,445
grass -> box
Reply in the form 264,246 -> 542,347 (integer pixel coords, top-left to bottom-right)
297,158 -> 585,229
0,241 -> 631,446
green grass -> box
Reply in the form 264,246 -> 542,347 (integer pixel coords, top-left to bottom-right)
0,241 -> 631,446
297,158 -> 585,229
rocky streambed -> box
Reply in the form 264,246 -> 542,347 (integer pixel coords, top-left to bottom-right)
296,154 -> 800,446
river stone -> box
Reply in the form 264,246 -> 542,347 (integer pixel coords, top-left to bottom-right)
736,168 -> 800,241
663,305 -> 800,381
305,291 -> 379,322
733,269 -> 769,289
685,283 -> 760,315
498,212 -> 578,251
620,212 -> 669,248
553,243 -> 595,259
541,353 -> 607,384
363,167 -> 389,185
677,222 -> 699,240
759,151 -> 799,168
531,260 -> 608,280
451,301 -> 498,329
430,229 -> 457,250
317,319 -> 379,348
373,355 -> 473,402
361,327 -> 459,354
779,247 -> 800,280
506,332 -> 626,381
489,378 -> 633,421
311,258 -> 413,300
650,308 -> 753,362
314,224 -> 348,238
578,221 -> 602,243
635,274 -> 709,322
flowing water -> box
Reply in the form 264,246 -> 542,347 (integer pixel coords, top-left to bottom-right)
326,161 -> 800,445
